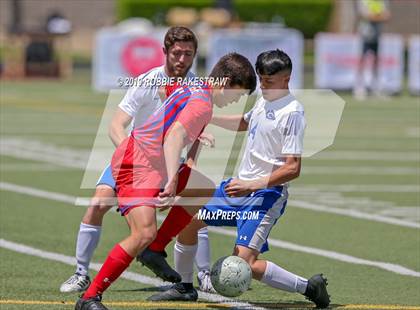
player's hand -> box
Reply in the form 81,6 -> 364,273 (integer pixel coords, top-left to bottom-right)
157,179 -> 178,208
224,178 -> 255,197
156,196 -> 180,211
198,132 -> 215,148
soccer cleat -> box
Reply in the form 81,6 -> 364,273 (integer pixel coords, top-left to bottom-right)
137,248 -> 181,283
147,283 -> 198,301
60,274 -> 91,293
197,270 -> 216,293
304,274 -> 330,309
75,295 -> 108,310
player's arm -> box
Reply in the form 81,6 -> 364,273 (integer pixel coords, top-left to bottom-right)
224,156 -> 301,197
161,91 -> 213,199
162,121 -> 187,195
108,108 -> 133,147
211,114 -> 248,131
252,156 -> 301,189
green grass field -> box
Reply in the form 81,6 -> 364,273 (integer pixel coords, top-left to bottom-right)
0,70 -> 419,310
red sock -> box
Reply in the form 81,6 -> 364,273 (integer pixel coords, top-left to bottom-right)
83,244 -> 133,299
148,206 -> 193,252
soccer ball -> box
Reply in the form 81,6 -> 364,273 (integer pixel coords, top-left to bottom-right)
210,255 -> 252,297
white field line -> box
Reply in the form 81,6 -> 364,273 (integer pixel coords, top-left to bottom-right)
311,150 -> 420,162
301,166 -> 418,175
0,163 -> 74,171
2,181 -> 418,229
0,138 -> 88,169
291,185 -> 419,193
2,138 -> 420,172
0,239 -> 264,310
289,200 -> 420,229
1,182 -> 419,278
201,148 -> 420,162
205,227 -> 420,278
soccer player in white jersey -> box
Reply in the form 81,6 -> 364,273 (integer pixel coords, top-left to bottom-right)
148,50 -> 330,308
60,26 -> 214,293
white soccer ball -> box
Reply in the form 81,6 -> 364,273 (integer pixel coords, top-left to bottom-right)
210,255 -> 252,297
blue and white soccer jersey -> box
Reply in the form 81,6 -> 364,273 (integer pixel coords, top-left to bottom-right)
203,93 -> 305,254
202,178 -> 288,253
96,164 -> 116,189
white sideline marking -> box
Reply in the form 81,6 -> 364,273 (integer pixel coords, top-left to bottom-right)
0,182 -> 77,205
292,185 -> 419,193
2,181 -> 418,229
2,138 -> 420,173
205,228 -> 420,278
312,150 -> 420,162
0,138 -> 88,169
0,239 -> 264,310
289,200 -> 420,229
205,148 -> 420,162
302,166 -> 419,175
1,182 -> 419,278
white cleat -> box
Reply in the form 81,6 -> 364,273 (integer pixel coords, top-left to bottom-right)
60,273 -> 91,293
197,270 -> 216,293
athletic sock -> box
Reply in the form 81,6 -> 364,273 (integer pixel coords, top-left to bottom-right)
148,206 -> 193,252
75,223 -> 102,276
261,261 -> 308,294
174,241 -> 197,283
195,227 -> 211,271
83,243 -> 133,299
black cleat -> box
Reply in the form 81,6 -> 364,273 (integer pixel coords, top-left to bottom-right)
75,295 -> 108,310
137,248 -> 181,283
304,274 -> 330,309
147,283 -> 198,301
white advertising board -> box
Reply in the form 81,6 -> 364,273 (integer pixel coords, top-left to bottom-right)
315,33 -> 403,93
408,35 -> 420,95
207,28 -> 304,89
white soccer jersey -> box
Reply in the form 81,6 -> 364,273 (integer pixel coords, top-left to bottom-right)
238,93 -> 306,182
118,66 -> 195,130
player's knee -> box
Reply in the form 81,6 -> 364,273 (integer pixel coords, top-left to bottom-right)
142,228 -> 157,245
89,198 -> 111,214
131,228 -> 157,248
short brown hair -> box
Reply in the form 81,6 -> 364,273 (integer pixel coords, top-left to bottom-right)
209,53 -> 257,94
164,26 -> 198,53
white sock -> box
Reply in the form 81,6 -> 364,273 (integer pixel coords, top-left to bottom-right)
261,261 -> 308,294
174,241 -> 197,283
195,227 -> 211,271
75,223 -> 101,276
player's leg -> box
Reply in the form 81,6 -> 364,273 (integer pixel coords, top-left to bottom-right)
195,227 -> 215,292
138,167 -> 214,282
234,244 -> 329,308
147,182 -> 237,301
354,43 -> 369,100
147,216 -> 206,301
233,196 -> 330,309
145,166 -> 214,252
76,206 -> 157,310
60,166 -> 116,293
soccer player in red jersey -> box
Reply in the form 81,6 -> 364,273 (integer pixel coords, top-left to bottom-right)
75,53 -> 256,310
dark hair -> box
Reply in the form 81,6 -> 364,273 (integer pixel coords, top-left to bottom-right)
209,53 -> 256,94
255,49 -> 292,75
164,26 -> 198,53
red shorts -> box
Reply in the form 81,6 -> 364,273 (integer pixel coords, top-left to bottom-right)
111,136 -> 191,215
